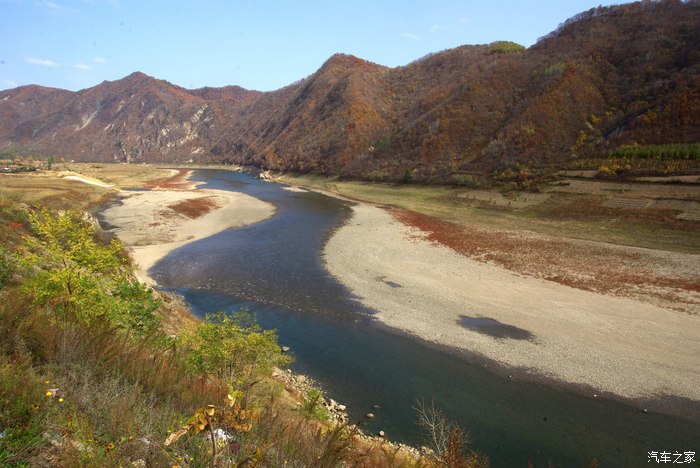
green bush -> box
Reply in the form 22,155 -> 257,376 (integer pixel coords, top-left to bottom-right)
489,41 -> 526,54
452,174 -> 482,188
544,61 -> 567,76
110,280 -> 161,334
301,389 -> 329,421
17,208 -> 162,334
609,143 -> 700,161
0,248 -> 11,289
182,311 -> 291,387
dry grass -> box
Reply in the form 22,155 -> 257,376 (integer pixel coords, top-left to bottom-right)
393,208 -> 699,314
246,402 -> 427,467
157,290 -> 200,336
144,169 -> 194,190
0,163 -> 171,212
0,289 -> 227,467
274,173 -> 700,253
64,163 -> 173,188
0,173 -> 112,211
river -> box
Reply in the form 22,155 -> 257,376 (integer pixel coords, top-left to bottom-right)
145,169 -> 698,467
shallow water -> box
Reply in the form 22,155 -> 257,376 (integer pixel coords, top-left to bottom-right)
148,170 -> 699,467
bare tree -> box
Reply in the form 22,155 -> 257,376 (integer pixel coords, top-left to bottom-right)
414,398 -> 469,457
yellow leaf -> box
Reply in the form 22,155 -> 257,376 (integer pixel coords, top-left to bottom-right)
196,414 -> 207,424
164,428 -> 188,446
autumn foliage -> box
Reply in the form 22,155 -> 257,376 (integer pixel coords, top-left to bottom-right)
1,1 -> 699,183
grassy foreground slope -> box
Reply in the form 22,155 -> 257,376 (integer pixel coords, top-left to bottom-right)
0,166 -> 459,467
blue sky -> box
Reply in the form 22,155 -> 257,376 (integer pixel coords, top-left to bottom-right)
1,0 -> 626,92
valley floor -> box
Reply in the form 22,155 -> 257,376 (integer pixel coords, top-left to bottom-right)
68,164 -> 700,419
323,201 -> 700,416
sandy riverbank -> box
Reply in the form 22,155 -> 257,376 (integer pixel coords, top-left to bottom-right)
323,203 -> 700,405
101,172 -> 274,284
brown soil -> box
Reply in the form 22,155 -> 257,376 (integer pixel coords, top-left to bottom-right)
144,169 -> 193,189
392,208 -> 700,314
167,196 -> 219,219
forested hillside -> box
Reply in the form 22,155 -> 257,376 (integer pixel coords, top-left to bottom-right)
1,0 -> 698,183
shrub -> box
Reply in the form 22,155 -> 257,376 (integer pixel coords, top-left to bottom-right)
608,143 -> 700,161
18,208 -> 161,334
301,389 -> 330,421
182,311 -> 291,387
0,247 -> 11,288
452,174 -> 482,188
544,61 -> 567,76
415,399 -> 488,467
489,41 -> 526,54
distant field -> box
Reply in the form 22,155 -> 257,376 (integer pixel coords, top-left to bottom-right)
65,162 -> 173,188
275,173 -> 700,254
2,164 -> 698,253
0,163 -> 170,211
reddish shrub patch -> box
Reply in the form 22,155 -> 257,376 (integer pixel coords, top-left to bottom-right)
391,208 -> 699,313
167,196 -> 219,219
144,170 -> 192,189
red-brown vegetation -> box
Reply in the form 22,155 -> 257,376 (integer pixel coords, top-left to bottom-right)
392,207 -> 700,314
0,1 -> 699,182
144,169 -> 193,189
167,196 -> 219,219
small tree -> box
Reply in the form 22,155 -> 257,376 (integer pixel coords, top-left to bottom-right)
415,399 -> 488,467
182,311 -> 291,388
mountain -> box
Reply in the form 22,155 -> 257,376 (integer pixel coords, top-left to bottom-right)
1,0 -> 699,182
0,72 -> 262,163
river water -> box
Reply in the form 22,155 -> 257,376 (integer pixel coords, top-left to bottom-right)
146,169 -> 698,467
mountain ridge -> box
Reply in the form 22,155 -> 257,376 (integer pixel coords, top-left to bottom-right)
1,0 -> 699,182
